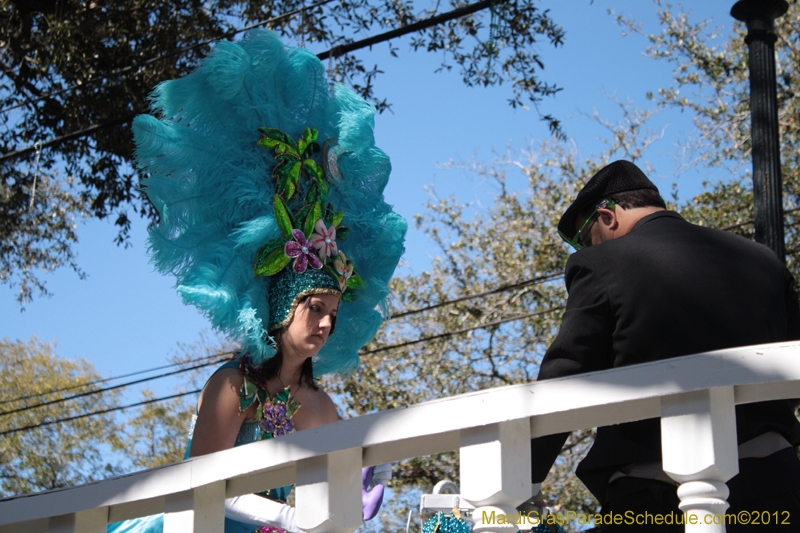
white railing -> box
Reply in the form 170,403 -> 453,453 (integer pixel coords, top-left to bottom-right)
2,341 -> 800,533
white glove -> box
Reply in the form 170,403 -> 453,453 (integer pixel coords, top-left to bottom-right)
368,463 -> 392,491
225,494 -> 299,532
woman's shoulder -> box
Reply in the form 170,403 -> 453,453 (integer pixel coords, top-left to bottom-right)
206,364 -> 245,388
197,365 -> 246,409
299,384 -> 339,424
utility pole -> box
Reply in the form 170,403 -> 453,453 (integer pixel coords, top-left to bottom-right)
731,0 -> 789,262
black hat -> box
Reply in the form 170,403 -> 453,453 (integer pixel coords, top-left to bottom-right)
557,160 -> 659,240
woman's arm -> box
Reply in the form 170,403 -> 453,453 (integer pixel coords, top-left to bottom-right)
189,367 -> 253,457
189,368 -> 301,530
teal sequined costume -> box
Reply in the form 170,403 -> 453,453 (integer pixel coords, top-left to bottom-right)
111,27 -> 406,533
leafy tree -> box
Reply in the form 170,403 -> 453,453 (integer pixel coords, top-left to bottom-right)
0,336 -> 123,496
336,4 -> 800,527
1,0 -> 565,305
325,101 -> 666,528
121,332 -> 237,471
1,170 -> 86,307
614,0 -> 800,273
122,391 -> 194,470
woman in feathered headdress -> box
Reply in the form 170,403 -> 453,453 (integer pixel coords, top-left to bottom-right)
108,30 -> 406,533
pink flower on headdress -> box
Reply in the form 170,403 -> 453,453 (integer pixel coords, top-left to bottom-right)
284,229 -> 322,274
333,251 -> 354,291
310,219 -> 338,259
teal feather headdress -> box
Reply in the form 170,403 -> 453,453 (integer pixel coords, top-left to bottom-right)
133,30 -> 407,375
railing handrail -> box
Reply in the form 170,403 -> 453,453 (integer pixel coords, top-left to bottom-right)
3,340 -> 800,528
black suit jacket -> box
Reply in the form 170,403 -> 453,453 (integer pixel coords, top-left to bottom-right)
531,211 -> 800,502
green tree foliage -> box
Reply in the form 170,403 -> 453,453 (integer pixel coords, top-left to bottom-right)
325,104 -> 666,525
1,170 -> 87,308
615,0 -> 800,272
0,336 -> 123,496
1,0 -> 565,305
121,391 -> 194,470
336,4 -> 800,525
119,332 -> 237,471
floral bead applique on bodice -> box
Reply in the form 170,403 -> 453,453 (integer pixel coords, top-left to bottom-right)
238,359 -> 301,440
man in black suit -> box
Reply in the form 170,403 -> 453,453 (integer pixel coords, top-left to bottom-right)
527,160 -> 800,531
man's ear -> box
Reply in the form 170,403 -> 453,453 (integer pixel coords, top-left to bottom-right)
598,207 -> 619,230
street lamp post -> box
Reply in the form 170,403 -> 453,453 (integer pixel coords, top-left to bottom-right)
731,0 -> 788,263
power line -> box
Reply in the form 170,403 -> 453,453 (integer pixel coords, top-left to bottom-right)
0,351 -> 231,407
361,306 -> 565,356
0,389 -> 202,437
4,208 -> 800,433
0,276 -> 560,420
0,0 -> 338,115
0,306 -> 562,435
0,357 -> 230,418
0,0 -> 496,164
3,205 -> 792,416
390,271 -> 563,320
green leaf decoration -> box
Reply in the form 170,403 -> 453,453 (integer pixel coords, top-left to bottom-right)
285,178 -> 296,199
286,400 -> 301,419
305,159 -> 323,181
254,237 -> 285,272
254,247 -> 291,277
304,202 -> 322,238
275,387 -> 290,404
297,128 -> 319,156
304,127 -> 319,145
342,291 -> 360,303
317,178 -> 330,199
288,162 -> 302,189
295,204 -> 312,226
332,211 -> 344,227
276,170 -> 290,196
347,273 -> 365,291
304,181 -> 320,206
337,226 -> 350,240
258,127 -> 299,154
240,378 -> 260,413
273,196 -> 294,239
298,132 -> 308,155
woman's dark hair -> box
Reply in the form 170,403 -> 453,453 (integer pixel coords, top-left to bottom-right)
259,341 -> 318,390
258,296 -> 322,390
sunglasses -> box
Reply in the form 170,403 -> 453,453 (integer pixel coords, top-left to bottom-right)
559,199 -> 615,250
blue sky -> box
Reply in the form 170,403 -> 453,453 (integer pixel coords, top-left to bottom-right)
2,1 -> 733,399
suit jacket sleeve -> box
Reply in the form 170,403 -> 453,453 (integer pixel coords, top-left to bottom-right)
784,266 -> 800,341
540,252 -> 615,380
531,252 -> 614,483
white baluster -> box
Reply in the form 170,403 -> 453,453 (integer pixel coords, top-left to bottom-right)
163,481 -> 225,533
295,448 -> 362,533
49,509 -> 107,533
460,419 -> 531,533
661,386 -> 738,533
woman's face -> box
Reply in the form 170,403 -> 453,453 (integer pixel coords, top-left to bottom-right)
281,293 -> 340,359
